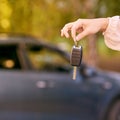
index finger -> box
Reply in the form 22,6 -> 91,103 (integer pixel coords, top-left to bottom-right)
71,20 -> 82,42
71,25 -> 79,42
61,22 -> 73,38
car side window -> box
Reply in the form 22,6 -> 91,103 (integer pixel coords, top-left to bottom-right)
0,45 -> 21,69
27,46 -> 70,72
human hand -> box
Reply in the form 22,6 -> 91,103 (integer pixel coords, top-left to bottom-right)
61,18 -> 108,42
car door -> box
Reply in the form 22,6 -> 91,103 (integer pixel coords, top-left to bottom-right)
0,43 -> 97,120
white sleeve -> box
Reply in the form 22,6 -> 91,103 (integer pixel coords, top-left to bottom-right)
103,16 -> 120,51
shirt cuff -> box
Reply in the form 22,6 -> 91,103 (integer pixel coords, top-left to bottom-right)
103,16 -> 120,51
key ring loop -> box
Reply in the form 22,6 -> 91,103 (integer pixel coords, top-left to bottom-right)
75,41 -> 78,47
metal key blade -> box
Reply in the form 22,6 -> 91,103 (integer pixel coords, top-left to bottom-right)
73,66 -> 77,80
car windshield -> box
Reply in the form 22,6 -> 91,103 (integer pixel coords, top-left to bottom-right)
26,45 -> 71,72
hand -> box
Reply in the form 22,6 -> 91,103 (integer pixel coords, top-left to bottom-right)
61,18 -> 108,42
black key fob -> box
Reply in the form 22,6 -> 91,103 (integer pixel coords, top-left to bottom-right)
70,45 -> 82,67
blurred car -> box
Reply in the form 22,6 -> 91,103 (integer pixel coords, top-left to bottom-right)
0,33 -> 120,120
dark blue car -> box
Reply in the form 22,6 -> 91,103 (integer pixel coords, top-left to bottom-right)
0,33 -> 120,120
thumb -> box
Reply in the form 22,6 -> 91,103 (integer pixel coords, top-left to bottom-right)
76,30 -> 89,41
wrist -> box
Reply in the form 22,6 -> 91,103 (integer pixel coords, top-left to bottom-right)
101,18 -> 109,32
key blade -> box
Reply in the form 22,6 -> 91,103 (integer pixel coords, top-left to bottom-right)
73,66 -> 77,80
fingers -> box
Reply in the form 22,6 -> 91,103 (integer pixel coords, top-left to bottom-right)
71,24 -> 82,42
61,19 -> 88,42
61,22 -> 73,38
61,20 -> 83,42
71,25 -> 77,42
71,20 -> 84,42
61,29 -> 69,38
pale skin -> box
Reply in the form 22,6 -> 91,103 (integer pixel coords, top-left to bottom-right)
61,18 -> 109,42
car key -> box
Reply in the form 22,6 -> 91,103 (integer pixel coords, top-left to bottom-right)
70,42 -> 82,80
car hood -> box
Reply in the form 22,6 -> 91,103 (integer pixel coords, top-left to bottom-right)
106,71 -> 120,81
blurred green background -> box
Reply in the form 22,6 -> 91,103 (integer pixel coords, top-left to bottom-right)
0,0 -> 120,72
